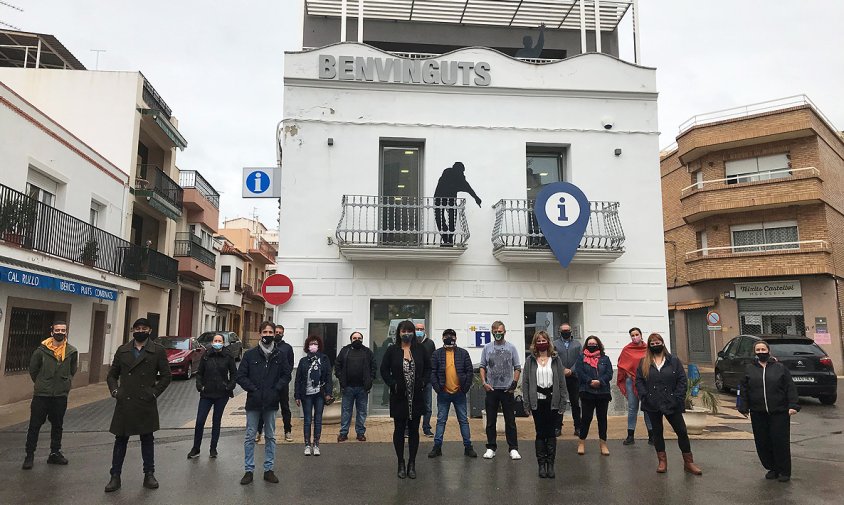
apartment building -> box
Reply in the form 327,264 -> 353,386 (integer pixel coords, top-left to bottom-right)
661,96 -> 844,371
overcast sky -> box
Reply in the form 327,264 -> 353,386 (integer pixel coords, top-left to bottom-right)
5,0 -> 843,227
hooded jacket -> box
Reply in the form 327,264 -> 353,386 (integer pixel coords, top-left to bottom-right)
29,342 -> 78,397
738,359 -> 800,415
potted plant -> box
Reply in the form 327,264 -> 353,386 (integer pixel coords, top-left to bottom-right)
322,375 -> 343,425
1,198 -> 36,247
0,200 -> 16,243
683,376 -> 720,435
80,239 -> 100,266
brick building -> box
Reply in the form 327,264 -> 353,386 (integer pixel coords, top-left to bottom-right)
661,96 -> 844,372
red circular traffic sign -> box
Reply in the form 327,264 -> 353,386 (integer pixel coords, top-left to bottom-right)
262,274 -> 294,305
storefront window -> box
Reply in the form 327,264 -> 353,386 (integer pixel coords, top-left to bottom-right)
5,308 -> 56,373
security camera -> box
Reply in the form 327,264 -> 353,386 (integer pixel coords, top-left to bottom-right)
601,117 -> 614,130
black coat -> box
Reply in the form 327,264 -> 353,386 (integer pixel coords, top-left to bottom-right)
294,353 -> 334,400
196,348 -> 238,399
380,343 -> 431,421
106,340 -> 172,436
738,360 -> 800,415
635,353 -> 687,415
335,344 -> 376,391
236,345 -> 292,411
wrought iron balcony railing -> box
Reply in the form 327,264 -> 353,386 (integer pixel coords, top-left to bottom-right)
174,232 -> 216,267
492,199 -> 625,252
336,195 -> 469,248
119,245 -> 179,285
178,170 -> 220,208
135,164 -> 184,211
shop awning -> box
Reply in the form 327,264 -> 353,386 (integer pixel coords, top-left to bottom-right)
669,299 -> 717,311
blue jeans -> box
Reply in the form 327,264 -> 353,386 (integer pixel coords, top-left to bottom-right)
340,386 -> 369,437
434,391 -> 472,447
244,409 -> 276,472
626,377 -> 652,432
423,382 -> 433,433
301,394 -> 325,444
192,396 -> 229,451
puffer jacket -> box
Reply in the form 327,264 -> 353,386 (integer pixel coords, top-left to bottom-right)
635,353 -> 687,415
738,360 -> 800,415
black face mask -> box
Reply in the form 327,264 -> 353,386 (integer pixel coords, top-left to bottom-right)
133,331 -> 149,343
649,344 -> 665,354
400,333 -> 414,343
585,344 -> 599,353
52,333 -> 66,342
756,353 -> 770,363
273,335 -> 284,344
351,340 -> 363,349
260,335 -> 274,345
560,331 -> 572,340
443,337 -> 456,347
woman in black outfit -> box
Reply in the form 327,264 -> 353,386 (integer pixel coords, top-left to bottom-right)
188,334 -> 237,459
636,333 -> 702,475
574,335 -> 613,456
738,340 -> 799,482
380,320 -> 432,479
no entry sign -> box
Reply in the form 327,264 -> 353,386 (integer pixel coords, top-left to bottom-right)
262,274 -> 294,305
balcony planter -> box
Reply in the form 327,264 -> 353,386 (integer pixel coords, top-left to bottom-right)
80,239 -> 100,267
0,198 -> 36,249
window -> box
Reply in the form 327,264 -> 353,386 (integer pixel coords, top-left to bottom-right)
526,148 -> 566,200
695,230 -> 708,255
235,267 -> 243,290
725,154 -> 790,184
25,182 -> 55,207
89,200 -> 104,227
731,221 -> 799,253
26,168 -> 60,207
379,140 -> 423,245
5,308 -> 56,373
220,266 -> 231,290
735,337 -> 755,358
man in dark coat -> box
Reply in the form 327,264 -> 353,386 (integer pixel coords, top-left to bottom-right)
23,321 -> 78,470
104,318 -> 172,493
335,331 -> 376,442
434,162 -> 482,246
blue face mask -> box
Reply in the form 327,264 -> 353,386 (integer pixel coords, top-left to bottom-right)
415,330 -> 425,339
211,343 -> 224,350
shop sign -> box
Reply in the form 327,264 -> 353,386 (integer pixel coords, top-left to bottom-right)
734,280 -> 801,299
319,55 -> 491,86
468,323 -> 492,347
0,265 -> 117,301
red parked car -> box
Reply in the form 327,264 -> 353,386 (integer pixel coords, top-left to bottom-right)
159,336 -> 205,379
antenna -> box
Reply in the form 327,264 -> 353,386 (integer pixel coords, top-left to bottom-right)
90,49 -> 106,70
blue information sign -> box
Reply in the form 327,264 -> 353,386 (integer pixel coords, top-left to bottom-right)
533,182 -> 592,268
0,265 -> 118,301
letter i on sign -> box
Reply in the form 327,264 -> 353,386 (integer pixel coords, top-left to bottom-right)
253,172 -> 262,192
557,197 -> 568,222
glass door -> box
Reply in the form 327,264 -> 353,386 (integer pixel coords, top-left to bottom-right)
526,151 -> 565,247
380,143 -> 422,246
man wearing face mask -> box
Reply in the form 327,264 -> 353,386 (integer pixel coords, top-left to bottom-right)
257,324 -> 295,443
23,321 -> 78,470
428,329 -> 477,459
552,323 -> 582,437
104,318 -> 172,493
479,321 -> 522,460
335,332 -> 376,442
415,322 -> 437,437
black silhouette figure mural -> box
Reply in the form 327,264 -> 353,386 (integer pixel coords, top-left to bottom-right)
434,162 -> 482,246
515,23 -> 545,59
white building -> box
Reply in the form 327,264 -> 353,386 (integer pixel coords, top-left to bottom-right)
277,1 -> 666,412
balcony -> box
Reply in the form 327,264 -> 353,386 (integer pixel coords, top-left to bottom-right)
680,167 -> 823,223
242,282 -> 265,302
0,183 -> 150,281
491,200 -> 625,264
684,240 -> 832,284
119,245 -> 179,288
179,170 -> 220,232
248,238 -> 277,265
174,232 -> 216,281
134,164 -> 184,220
335,195 -> 469,261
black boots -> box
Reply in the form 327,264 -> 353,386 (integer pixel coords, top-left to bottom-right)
428,445 -> 442,458
397,459 -> 406,479
104,475 -> 121,493
22,453 -> 34,470
407,460 -> 417,479
143,472 -> 159,489
623,429 -> 635,445
47,452 -> 68,465
545,438 -> 556,479
535,439 -> 548,478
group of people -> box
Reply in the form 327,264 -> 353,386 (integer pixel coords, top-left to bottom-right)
20,317 -> 802,492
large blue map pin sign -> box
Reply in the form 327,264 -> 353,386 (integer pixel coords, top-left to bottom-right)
534,182 -> 591,268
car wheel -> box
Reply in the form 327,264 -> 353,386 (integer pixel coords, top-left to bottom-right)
819,394 -> 837,405
714,371 -> 730,393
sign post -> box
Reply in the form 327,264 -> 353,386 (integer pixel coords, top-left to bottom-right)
261,274 -> 294,306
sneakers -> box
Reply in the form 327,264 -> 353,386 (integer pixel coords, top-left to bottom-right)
240,472 -> 253,485
142,472 -> 159,489
423,430 -> 434,438
209,448 -> 218,459
509,449 -> 522,460
313,445 -> 321,456
47,452 -> 68,465
263,470 -> 279,483
357,434 -> 367,442
464,446 -> 478,458
428,445 -> 442,458
187,448 -> 200,459
483,449 -> 495,459
22,453 -> 34,470
104,475 -> 121,492
304,444 -> 312,456
337,434 -> 348,442
284,432 -> 293,442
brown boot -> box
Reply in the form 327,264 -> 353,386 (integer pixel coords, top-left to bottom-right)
682,452 -> 702,475
599,440 -> 610,456
577,440 -> 585,455
656,452 -> 668,473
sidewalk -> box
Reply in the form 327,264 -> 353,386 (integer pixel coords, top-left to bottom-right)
0,382 -> 111,430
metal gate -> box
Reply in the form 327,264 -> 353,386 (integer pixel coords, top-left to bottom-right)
686,308 -> 712,364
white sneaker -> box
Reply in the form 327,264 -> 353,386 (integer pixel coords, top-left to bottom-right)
304,444 -> 311,456
509,449 -> 522,460
284,432 -> 293,442
312,445 -> 321,456
483,449 -> 495,459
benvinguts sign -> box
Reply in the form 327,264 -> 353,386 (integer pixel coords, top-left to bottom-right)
319,55 -> 492,86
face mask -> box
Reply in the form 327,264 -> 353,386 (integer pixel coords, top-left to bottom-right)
260,335 -> 274,345
211,343 -> 224,351
308,344 -> 319,354
52,333 -> 66,342
586,344 -> 599,353
415,331 -> 425,340
493,332 -> 505,341
400,333 -> 414,343
443,337 -> 456,347
133,331 -> 149,342
756,352 -> 770,363
273,335 -> 283,344
649,344 -> 665,354
631,336 -> 643,345
560,331 -> 572,340
535,342 -> 549,352
351,340 -> 363,350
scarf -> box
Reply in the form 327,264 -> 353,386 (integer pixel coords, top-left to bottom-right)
617,342 -> 648,377
42,337 -> 66,362
258,340 -> 274,357
582,349 -> 601,369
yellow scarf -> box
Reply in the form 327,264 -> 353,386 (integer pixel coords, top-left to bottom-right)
42,337 -> 66,362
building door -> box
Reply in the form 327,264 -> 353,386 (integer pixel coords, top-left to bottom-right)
380,142 -> 423,246
370,300 -> 430,415
305,320 -> 342,368
178,290 -> 195,338
89,309 -> 107,383
686,308 -> 712,364
524,303 -> 570,350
